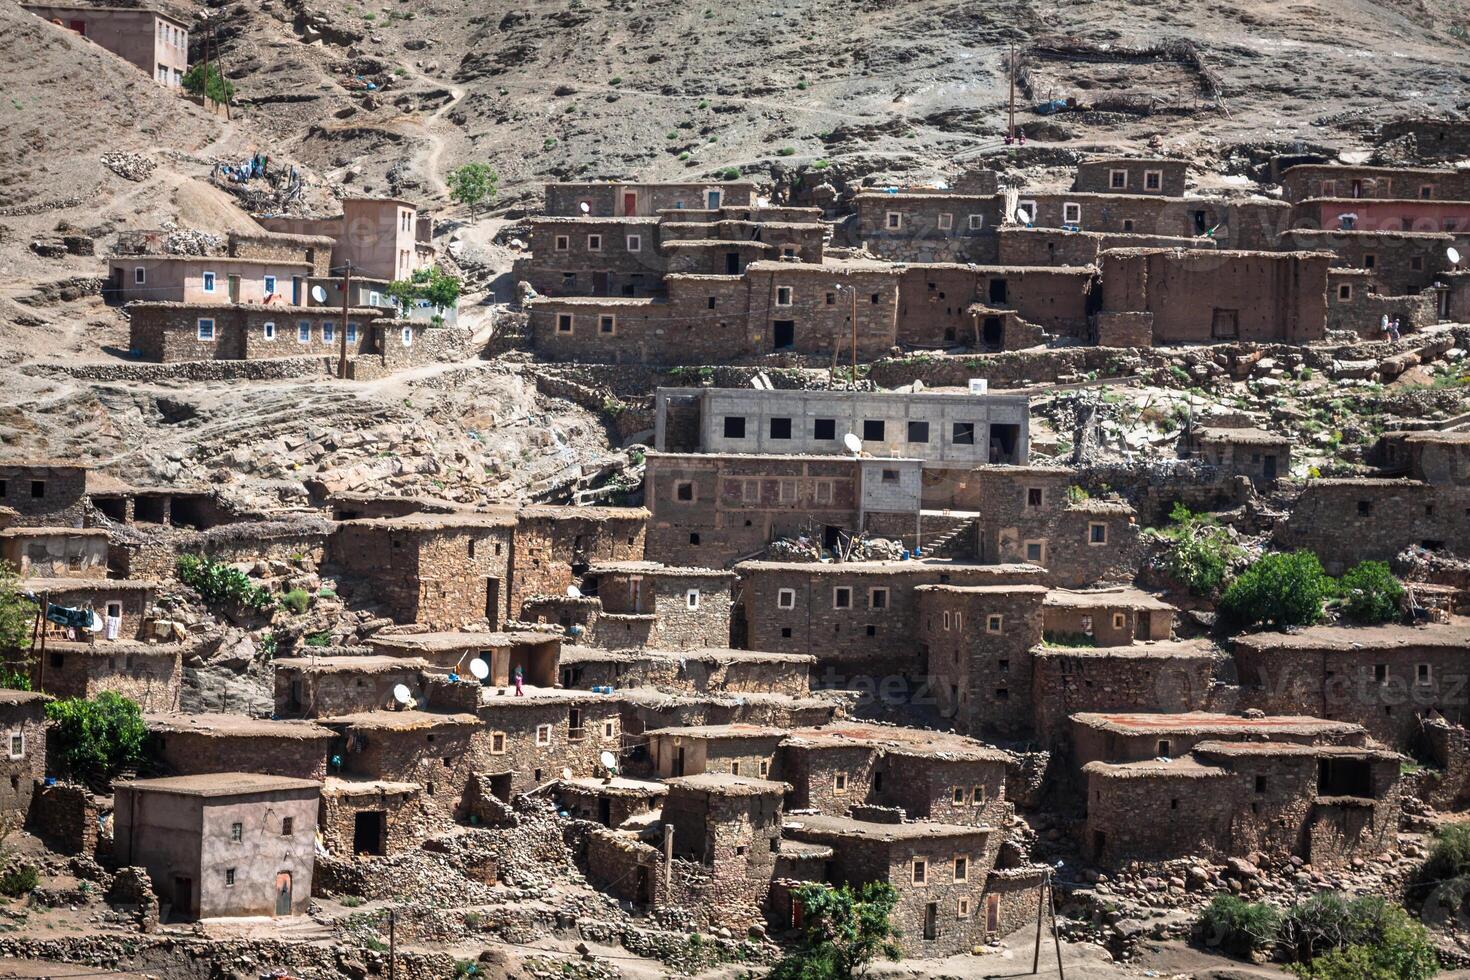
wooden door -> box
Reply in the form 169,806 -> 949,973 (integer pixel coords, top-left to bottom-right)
274,872 -> 292,916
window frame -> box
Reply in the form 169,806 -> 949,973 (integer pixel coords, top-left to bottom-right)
832,586 -> 852,610
196,318 -> 215,341
535,724 -> 553,747
777,588 -> 796,610
556,313 -> 574,334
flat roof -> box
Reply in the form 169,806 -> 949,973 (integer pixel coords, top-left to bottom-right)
20,577 -> 157,591
322,776 -> 420,797
322,709 -> 479,731
645,450 -> 919,464
1233,621 -> 1470,653
664,773 -> 788,795
559,646 -> 812,666
370,631 -> 558,652
644,723 -> 787,740
145,713 -> 333,739
736,558 -> 1041,576
782,724 -> 1011,763
273,655 -> 428,674
1035,639 -> 1222,660
335,512 -> 518,531
1070,712 -> 1362,738
1282,162 -> 1468,177
587,560 -> 736,578
1082,757 -> 1230,780
107,255 -> 311,268
669,386 -> 1027,403
116,773 -> 320,798
0,527 -> 107,539
916,584 -> 1050,597
1044,588 -> 1175,611
1192,740 -> 1398,760
23,3 -> 188,27
1194,425 -> 1292,446
784,813 -> 992,842
560,776 -> 668,797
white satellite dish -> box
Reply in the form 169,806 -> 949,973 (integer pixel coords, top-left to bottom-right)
468,658 -> 490,681
599,750 -> 618,771
391,683 -> 412,706
579,202 -> 591,214
310,285 -> 328,304
842,432 -> 862,454
566,584 -> 582,598
561,767 -> 573,780
1449,246 -> 1462,266
1014,207 -> 1032,225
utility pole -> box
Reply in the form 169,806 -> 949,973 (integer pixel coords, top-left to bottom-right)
388,908 -> 397,980
337,260 -> 353,380
1008,41 -> 1017,144
849,278 -> 858,387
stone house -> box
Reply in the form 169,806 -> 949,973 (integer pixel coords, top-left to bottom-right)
557,647 -> 813,697
1184,425 -> 1292,486
1073,158 -> 1189,196
1279,164 -> 1470,204
318,777 -> 424,857
465,688 -> 624,795
256,197 -> 436,283
126,303 -> 390,363
0,528 -> 108,578
893,263 -> 1096,347
1272,478 -> 1470,573
23,4 -> 188,86
1069,712 -> 1370,769
1278,229 -> 1456,298
23,576 -> 158,643
321,709 -> 482,824
734,559 -> 1043,681
545,182 -> 757,217
661,773 -> 786,931
853,192 -> 1006,264
619,688 -> 837,739
579,562 -> 735,650
1376,430 -> 1470,484
643,724 -> 786,779
330,513 -> 517,628
273,656 -> 431,719
1042,588 -> 1176,646
0,463 -> 88,527
1082,741 -> 1401,869
0,691 -> 48,822
145,714 -> 333,780
34,640 -> 181,711
644,452 -> 923,568
919,584 -> 1047,736
506,505 -> 648,615
1097,248 -> 1329,345
781,814 -> 997,956
970,466 -> 1143,588
524,217 -> 667,297
1376,119 -> 1470,161
367,631 -> 561,688
114,774 -> 319,920
553,776 -> 667,828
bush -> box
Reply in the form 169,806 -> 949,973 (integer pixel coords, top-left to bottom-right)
1219,550 -> 1330,629
45,692 -> 147,784
279,589 -> 311,615
1197,894 -> 1279,959
182,62 -> 234,104
177,555 -> 274,612
0,866 -> 37,898
720,167 -> 740,180
445,162 -> 498,215
0,562 -> 36,651
305,632 -> 331,648
769,882 -> 900,980
1283,895 -> 1437,980
1413,823 -> 1470,899
1335,561 -> 1404,624
1147,502 -> 1242,596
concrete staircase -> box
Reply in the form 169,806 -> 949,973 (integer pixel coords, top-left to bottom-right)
919,510 -> 979,559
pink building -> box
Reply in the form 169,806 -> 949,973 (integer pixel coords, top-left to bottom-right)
24,4 -> 188,88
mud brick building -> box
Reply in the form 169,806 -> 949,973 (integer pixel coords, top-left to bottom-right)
1372,429 -> 1470,483
743,259 -> 900,355
127,302 -> 390,363
778,725 -> 1013,833
321,710 -> 481,822
853,192 -> 1006,263
1232,622 -> 1470,749
24,4 -> 188,86
1042,588 -> 1175,646
1070,712 -> 1370,768
1072,158 -> 1189,196
465,688 -> 624,795
644,724 -> 785,779
507,505 -> 648,614
644,452 -> 922,568
23,576 -> 159,642
994,226 -> 1202,268
146,714 -> 333,780
1280,163 -> 1470,206
330,512 -> 517,628
0,691 -> 48,821
735,559 -> 1043,680
579,561 -> 735,650
273,656 -> 431,719
0,463 -> 88,527
1279,229 -> 1456,297
654,387 -> 1029,472
920,584 -> 1047,736
893,263 -> 1096,348
113,773 -> 320,919
1378,119 -> 1470,161
368,630 -> 561,687
1184,425 -> 1292,486
1272,478 -> 1470,573
619,687 -> 837,739
256,197 -> 436,283
545,181 -> 757,217
1030,641 -> 1225,748
557,647 -> 814,698
781,814 -> 997,956
524,217 -> 666,297
970,466 -> 1143,588
0,527 -> 108,578
661,773 -> 786,931
34,640 -> 181,711
553,776 -> 667,828
1097,248 -> 1330,345
318,776 -> 425,857
1082,741 -> 1402,869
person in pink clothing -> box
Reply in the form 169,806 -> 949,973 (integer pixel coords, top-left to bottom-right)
513,665 -> 525,696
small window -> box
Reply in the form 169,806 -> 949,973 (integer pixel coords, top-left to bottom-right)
986,614 -> 1002,633
778,479 -> 797,503
937,213 -> 953,230
1364,253 -> 1376,270
912,857 -> 927,884
958,898 -> 971,917
770,417 -> 793,440
740,478 -> 761,502
870,587 -> 889,610
262,321 -> 276,340
1122,219 -> 1135,232
1109,169 -> 1127,189
1420,184 -> 1435,199
1144,170 -> 1162,191
813,418 -> 837,441
1112,612 -> 1127,630
322,321 -> 336,344
202,271 -> 217,292
952,786 -> 964,804
686,589 -> 700,610
298,321 -> 311,343
1026,487 -> 1043,508
536,724 -> 553,746
1358,500 -> 1372,517
825,292 -> 836,305
6,732 -> 22,760
777,588 -> 796,609
401,327 -> 413,347
555,235 -> 570,251
626,234 -> 641,252
954,856 -> 968,882
833,587 -> 852,609
1255,775 -> 1266,793
603,720 -> 616,738
1062,202 -> 1081,224
1338,283 -> 1352,301
346,322 -> 358,343
196,318 -> 215,340
675,481 -> 695,502
587,234 -> 602,251
731,761 -> 741,776
881,468 -> 900,484
724,416 -> 747,439
967,214 -> 984,230
1024,541 -> 1044,563
886,212 -> 902,230
557,313 -> 573,333
1374,664 -> 1388,683
862,419 -> 885,441
952,422 -> 975,445
759,761 -> 769,777
134,266 -> 146,285
1418,663 -> 1432,685
264,275 -> 277,296
490,732 -> 506,754
225,868 -> 236,886
598,315 -> 616,335
776,286 -> 793,306
1089,523 -> 1108,545
282,817 -> 294,836
833,772 -> 849,795
1411,256 -> 1424,271
813,480 -> 833,504
907,420 -> 930,443
230,822 -> 243,842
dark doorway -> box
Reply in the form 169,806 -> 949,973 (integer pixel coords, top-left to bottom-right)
923,902 -> 938,940
599,797 -> 612,825
988,278 -> 1008,304
1263,455 -> 1278,481
353,810 -> 387,856
292,276 -> 303,305
1193,210 -> 1209,235
982,316 -> 1003,351
822,525 -> 841,550
170,876 -> 195,921
637,866 -> 653,903
135,495 -> 168,524
1136,610 -> 1152,641
1318,758 -> 1373,798
592,272 -> 609,296
725,252 -> 740,274
989,423 -> 1020,464
1211,308 -> 1239,339
274,872 -> 292,916
488,772 -> 513,802
673,746 -> 686,777
485,577 -> 501,629
772,320 -> 795,350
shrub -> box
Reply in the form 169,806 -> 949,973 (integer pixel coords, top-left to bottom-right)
720,167 -> 740,180
769,882 -> 900,980
777,147 -> 797,156
0,562 -> 37,651
0,866 -> 37,898
182,62 -> 234,104
1335,561 -> 1404,624
1219,550 -> 1330,629
1197,894 -> 1279,959
386,266 -> 462,317
177,554 -> 274,612
280,589 -> 310,615
1283,895 -> 1437,980
445,163 -> 499,215
305,632 -> 332,648
1414,823 -> 1470,898
45,692 -> 147,784
1146,502 -> 1242,596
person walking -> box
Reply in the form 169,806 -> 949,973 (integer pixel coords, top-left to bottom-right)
513,665 -> 525,696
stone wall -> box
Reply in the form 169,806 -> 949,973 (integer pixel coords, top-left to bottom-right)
921,585 -> 1047,736
1031,646 -> 1222,748
1273,478 -> 1470,574
0,465 -> 87,527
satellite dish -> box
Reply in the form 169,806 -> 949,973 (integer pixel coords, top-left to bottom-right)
560,767 -> 573,780
468,658 -> 490,681
579,202 -> 591,214
391,684 -> 412,706
1014,207 -> 1032,225
599,750 -> 618,771
310,284 -> 328,304
566,585 -> 582,598
1449,246 -> 1462,266
842,432 -> 862,454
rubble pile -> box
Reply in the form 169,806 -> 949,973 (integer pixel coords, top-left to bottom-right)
99,152 -> 156,182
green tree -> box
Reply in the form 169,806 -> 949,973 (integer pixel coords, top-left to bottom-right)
385,266 -> 462,318
1335,560 -> 1404,624
0,562 -> 37,651
182,62 -> 235,104
1284,896 -> 1437,980
45,692 -> 148,785
1146,502 -> 1243,596
769,883 -> 901,980
176,554 -> 274,612
446,162 -> 499,215
1219,550 -> 1330,630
